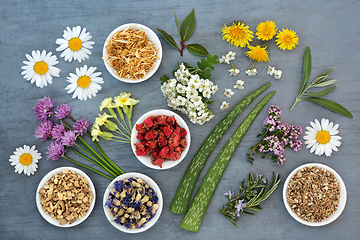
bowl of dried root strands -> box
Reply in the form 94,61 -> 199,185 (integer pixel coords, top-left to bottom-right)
103,23 -> 162,83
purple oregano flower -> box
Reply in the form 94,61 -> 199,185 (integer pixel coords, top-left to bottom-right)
73,118 -> 89,136
54,104 -> 71,119
33,96 -> 54,121
34,120 -> 53,141
47,141 -> 67,160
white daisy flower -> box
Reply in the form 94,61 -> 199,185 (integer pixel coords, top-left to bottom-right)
224,88 -> 235,98
21,50 -> 60,88
220,101 -> 230,110
303,118 -> 342,157
55,26 -> 95,63
65,65 -> 104,101
9,145 -> 41,176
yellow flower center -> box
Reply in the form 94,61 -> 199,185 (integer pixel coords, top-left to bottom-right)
77,76 -> 91,88
34,61 -> 48,75
233,27 -> 245,37
69,37 -> 82,51
285,37 -> 292,43
19,153 -> 33,166
120,98 -> 128,104
316,130 -> 331,144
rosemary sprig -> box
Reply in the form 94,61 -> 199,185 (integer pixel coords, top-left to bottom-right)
290,46 -> 353,118
219,173 -> 281,228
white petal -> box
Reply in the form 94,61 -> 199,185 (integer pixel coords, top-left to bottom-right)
321,118 -> 329,130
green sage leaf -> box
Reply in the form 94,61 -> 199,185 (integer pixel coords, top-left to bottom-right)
303,97 -> 353,119
186,43 -> 209,56
180,8 -> 196,41
303,85 -> 337,97
173,11 -> 181,41
311,79 -> 337,88
156,28 -> 179,50
300,46 -> 312,93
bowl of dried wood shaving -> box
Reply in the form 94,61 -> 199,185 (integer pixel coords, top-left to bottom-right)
103,23 -> 162,83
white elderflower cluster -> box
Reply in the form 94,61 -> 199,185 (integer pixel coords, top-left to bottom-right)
267,65 -> 282,79
161,63 -> 218,125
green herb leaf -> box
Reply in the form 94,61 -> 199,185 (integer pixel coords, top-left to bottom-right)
303,97 -> 353,119
186,43 -> 209,56
311,79 -> 338,88
160,75 -> 170,84
312,68 -> 334,84
303,85 -> 337,97
173,11 -> 181,41
156,28 -> 179,50
206,54 -> 219,70
300,46 -> 312,93
180,8 -> 196,41
202,69 -> 211,79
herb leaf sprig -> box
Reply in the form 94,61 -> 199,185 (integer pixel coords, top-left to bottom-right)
156,9 -> 209,56
219,173 -> 281,228
290,46 -> 353,118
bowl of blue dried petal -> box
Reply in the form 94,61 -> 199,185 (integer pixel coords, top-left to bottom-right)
103,172 -> 163,233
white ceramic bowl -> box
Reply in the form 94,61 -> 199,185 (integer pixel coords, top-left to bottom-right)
36,166 -> 96,227
103,172 -> 163,233
283,163 -> 347,227
131,109 -> 191,170
102,23 -> 162,83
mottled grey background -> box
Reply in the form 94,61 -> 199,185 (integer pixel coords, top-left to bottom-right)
0,0 -> 359,239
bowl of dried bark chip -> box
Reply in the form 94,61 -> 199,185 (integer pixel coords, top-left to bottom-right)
36,167 -> 96,227
103,23 -> 162,83
283,163 -> 347,226
103,172 -> 163,233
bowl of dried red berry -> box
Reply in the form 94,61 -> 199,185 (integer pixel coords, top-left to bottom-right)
131,109 -> 191,169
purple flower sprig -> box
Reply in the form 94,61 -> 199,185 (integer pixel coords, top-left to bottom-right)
219,173 -> 281,228
246,105 -> 303,166
33,96 -> 124,180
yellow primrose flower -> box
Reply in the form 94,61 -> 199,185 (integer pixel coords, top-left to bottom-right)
246,45 -> 269,62
95,112 -> 113,126
91,124 -> 102,141
221,21 -> 254,48
256,20 -> 277,41
99,97 -> 115,111
114,92 -> 139,107
275,28 -> 299,50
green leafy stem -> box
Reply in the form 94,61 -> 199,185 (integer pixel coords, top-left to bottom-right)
290,46 -> 353,118
156,9 -> 209,56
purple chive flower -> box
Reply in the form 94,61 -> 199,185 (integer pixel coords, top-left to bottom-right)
61,130 -> 77,146
47,141 -> 67,160
34,120 -> 53,141
33,96 -> 54,121
73,118 -> 89,136
54,104 -> 71,119
51,122 -> 66,142
235,199 -> 247,216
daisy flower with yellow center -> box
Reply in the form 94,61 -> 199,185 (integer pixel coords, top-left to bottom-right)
222,21 -> 254,48
303,118 -> 342,157
55,26 -> 95,62
256,20 -> 277,41
65,65 -> 104,101
245,45 -> 269,62
21,50 -> 60,88
275,28 -> 299,50
9,145 -> 41,176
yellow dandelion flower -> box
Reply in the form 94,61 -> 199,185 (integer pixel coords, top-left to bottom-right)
256,20 -> 277,41
245,45 -> 269,62
275,28 -> 299,50
222,21 -> 254,48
